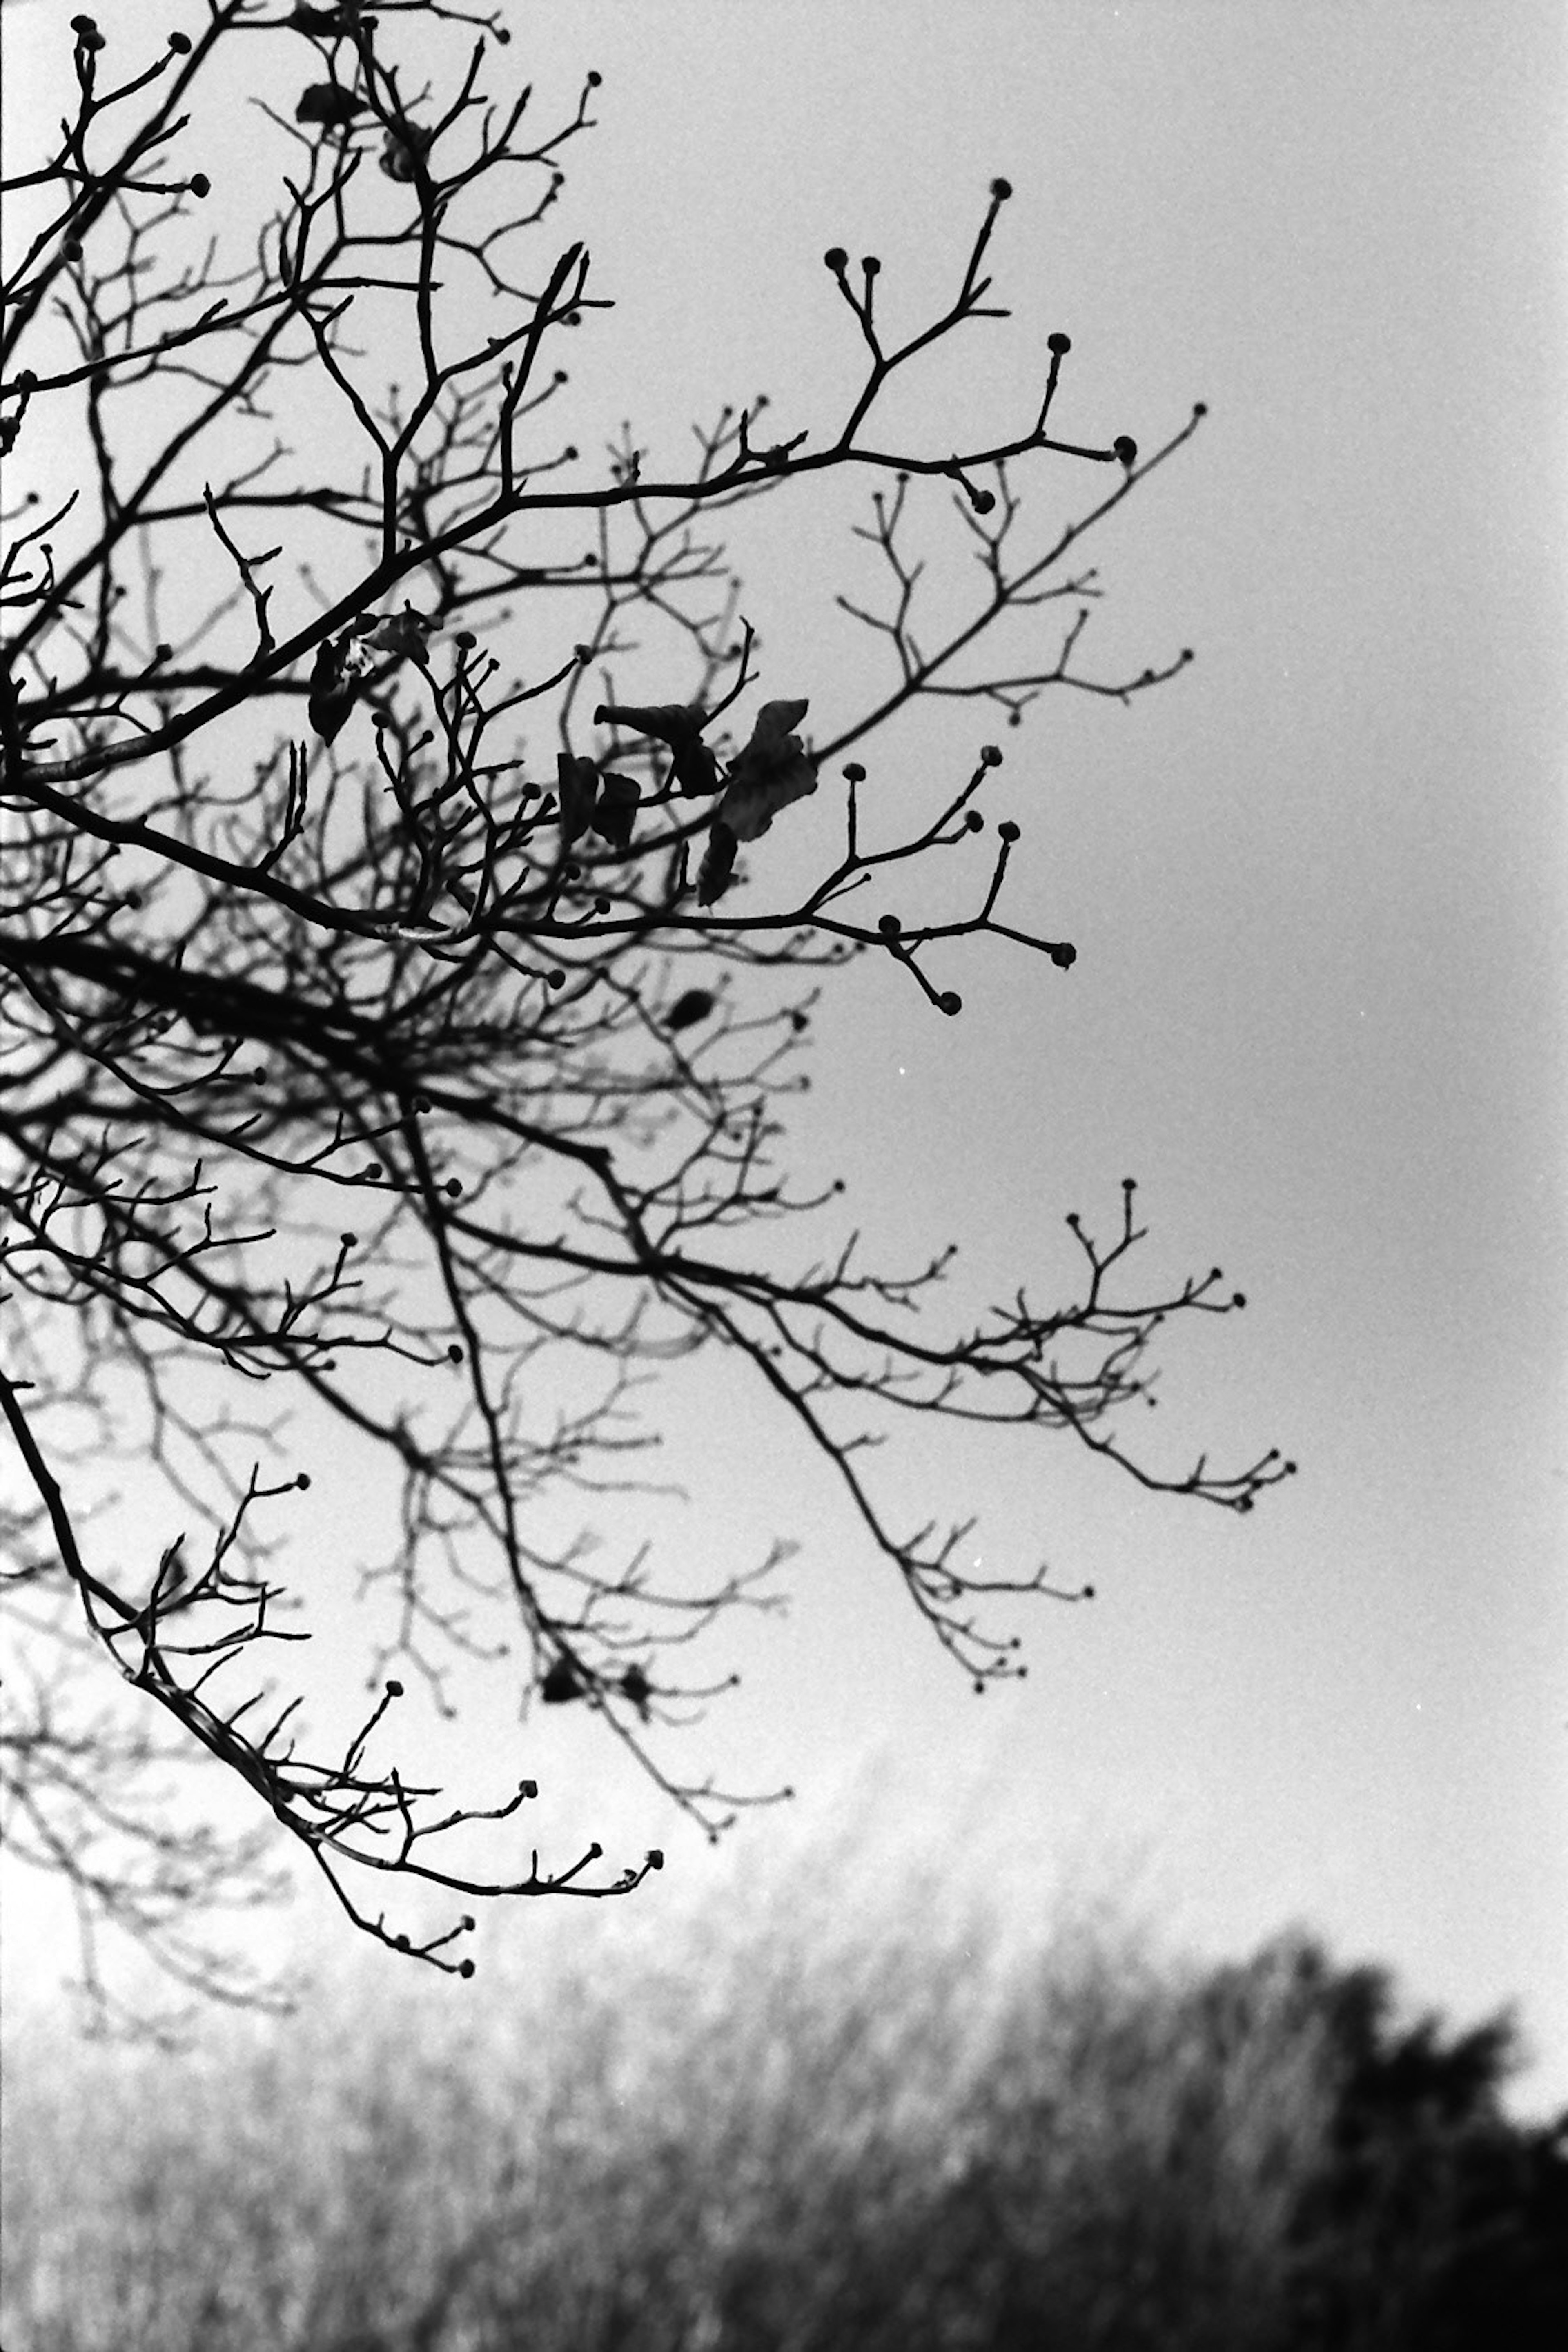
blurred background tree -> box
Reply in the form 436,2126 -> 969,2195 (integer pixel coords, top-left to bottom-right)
4,1857 -> 1564,2350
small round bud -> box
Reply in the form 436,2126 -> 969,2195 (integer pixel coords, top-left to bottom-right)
877,913 -> 901,937
71,12 -> 97,29
386,1679 -> 404,1697
394,1934 -> 410,1952
844,761 -> 866,782
447,1342 -> 463,1363
586,69 -> 602,85
862,255 -> 881,276
188,174 -> 210,198
1194,400 -> 1209,419
168,31 -> 192,53
62,238 -> 83,262
296,1471 -> 312,1490
970,488 -> 996,514
459,1958 -> 476,1978
546,969 -> 565,989
824,246 -> 848,272
413,1095 -> 431,1114
990,176 -> 1013,200
648,1849 -> 665,1869
1047,331 -> 1071,356
461,1914 -> 475,1932
341,1232 -> 358,1246
455,630 -> 476,650
980,744 -> 1002,767
938,991 -> 962,1016
1050,943 -> 1076,970
998,820 -> 1020,842
363,1163 -> 383,1181
964,809 -> 984,831
444,1177 -> 462,1198
1113,434 -> 1138,467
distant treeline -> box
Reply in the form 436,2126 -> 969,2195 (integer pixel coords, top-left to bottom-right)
5,1886 -> 1565,2351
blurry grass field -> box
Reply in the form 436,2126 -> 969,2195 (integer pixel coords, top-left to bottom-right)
4,1844 -> 1565,2352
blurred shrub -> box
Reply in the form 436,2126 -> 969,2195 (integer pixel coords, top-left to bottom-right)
4,1864 -> 1564,2352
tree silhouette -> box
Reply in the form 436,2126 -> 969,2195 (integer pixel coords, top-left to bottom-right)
0,0 -> 1293,2022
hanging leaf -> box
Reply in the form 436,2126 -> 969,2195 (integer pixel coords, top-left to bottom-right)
307,634 -> 359,743
619,1664 -> 653,1721
589,769 -> 640,851
665,987 -> 716,1031
697,820 -> 739,905
715,697 -> 815,842
381,122 -> 435,181
594,699 -> 721,797
354,604 -> 433,661
556,753 -> 599,850
295,82 -> 364,129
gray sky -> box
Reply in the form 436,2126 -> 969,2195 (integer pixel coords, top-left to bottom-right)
4,0 -> 1566,2111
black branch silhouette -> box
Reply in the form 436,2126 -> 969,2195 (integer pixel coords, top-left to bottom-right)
0,0 -> 1293,2025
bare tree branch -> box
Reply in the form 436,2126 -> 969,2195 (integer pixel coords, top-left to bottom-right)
0,1 -> 1293,2029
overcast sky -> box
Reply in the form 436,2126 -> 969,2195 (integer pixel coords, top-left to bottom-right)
4,1 -> 1566,2114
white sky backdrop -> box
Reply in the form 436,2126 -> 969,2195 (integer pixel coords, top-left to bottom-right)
3,0 -> 1566,2115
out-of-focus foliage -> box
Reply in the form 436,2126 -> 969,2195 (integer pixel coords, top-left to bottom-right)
3,1860 -> 1563,2352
